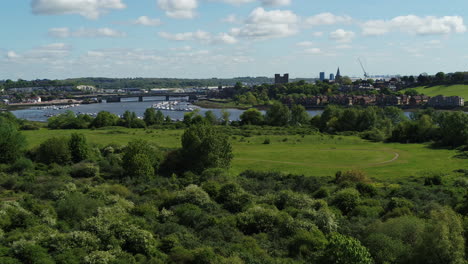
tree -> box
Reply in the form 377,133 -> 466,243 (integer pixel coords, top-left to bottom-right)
405,89 -> 419,96
341,76 -> 353,85
143,108 -> 157,126
435,72 -> 446,83
240,108 -> 264,125
290,104 -> 309,126
322,233 -> 373,264
417,206 -> 466,264
90,111 -> 119,128
69,133 -> 89,163
437,111 -> 468,147
288,228 -> 327,261
204,111 -> 218,125
125,153 -> 155,179
181,125 -> 233,173
36,137 -> 71,165
0,118 -> 26,163
332,188 -> 360,214
121,111 -> 144,128
221,109 -> 231,126
155,110 -> 165,125
384,106 -> 407,125
122,139 -> 163,179
265,102 -> 290,126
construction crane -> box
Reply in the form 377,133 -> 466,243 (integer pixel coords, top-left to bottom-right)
358,58 -> 369,79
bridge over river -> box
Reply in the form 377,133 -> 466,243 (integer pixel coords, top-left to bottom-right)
75,93 -> 200,103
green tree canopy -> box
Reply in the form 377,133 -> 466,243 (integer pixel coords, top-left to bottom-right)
90,111 -> 119,128
322,233 -> 373,264
36,137 -> 71,165
181,124 -> 233,173
69,133 -> 89,163
265,102 -> 291,126
240,108 -> 264,125
0,118 -> 26,164
122,139 -> 164,179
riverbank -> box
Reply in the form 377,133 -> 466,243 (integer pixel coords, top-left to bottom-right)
5,99 -> 83,110
192,99 -> 253,110
194,99 -> 468,112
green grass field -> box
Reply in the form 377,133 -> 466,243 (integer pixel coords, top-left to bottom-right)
23,128 -> 466,182
408,85 -> 468,99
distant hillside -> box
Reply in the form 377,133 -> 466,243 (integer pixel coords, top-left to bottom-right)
409,85 -> 468,99
1,77 -> 317,90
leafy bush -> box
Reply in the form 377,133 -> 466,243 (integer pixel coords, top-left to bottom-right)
335,170 -> 370,184
36,137 -> 71,165
332,188 -> 360,214
70,163 -> 99,178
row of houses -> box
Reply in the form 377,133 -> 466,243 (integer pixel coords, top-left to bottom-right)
427,95 -> 465,108
281,94 -> 464,108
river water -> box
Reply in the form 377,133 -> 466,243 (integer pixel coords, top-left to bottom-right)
11,101 -> 326,122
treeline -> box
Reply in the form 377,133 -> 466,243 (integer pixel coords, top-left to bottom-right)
0,77 -> 276,90
402,71 -> 468,87
47,102 -> 468,150
0,113 -> 467,263
222,81 -> 338,105
315,106 -> 468,147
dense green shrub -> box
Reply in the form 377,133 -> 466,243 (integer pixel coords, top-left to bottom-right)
36,137 -> 71,165
70,163 -> 99,178
0,118 -> 26,164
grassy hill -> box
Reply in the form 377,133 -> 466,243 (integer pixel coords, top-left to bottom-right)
408,84 -> 468,99
22,128 -> 466,182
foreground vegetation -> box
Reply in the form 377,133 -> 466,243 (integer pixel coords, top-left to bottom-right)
0,107 -> 467,263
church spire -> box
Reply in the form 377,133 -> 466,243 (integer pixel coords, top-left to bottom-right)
336,67 -> 341,78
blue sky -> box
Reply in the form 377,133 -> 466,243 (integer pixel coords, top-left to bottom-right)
1,0 -> 467,80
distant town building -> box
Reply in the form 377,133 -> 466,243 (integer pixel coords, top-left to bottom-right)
319,72 -> 325,81
274,74 -> 289,84
428,95 -> 465,108
330,74 -> 335,81
335,67 -> 342,83
76,85 -> 97,92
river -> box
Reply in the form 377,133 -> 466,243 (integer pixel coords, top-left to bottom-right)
11,101 -> 327,122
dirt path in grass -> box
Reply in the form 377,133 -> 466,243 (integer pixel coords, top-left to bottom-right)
236,149 -> 400,167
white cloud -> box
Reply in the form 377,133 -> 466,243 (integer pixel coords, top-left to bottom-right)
216,0 -> 291,6
6,51 -> 20,59
306,13 -> 352,26
170,46 -> 193,51
49,27 -> 126,38
7,43 -> 72,63
133,16 -> 162,26
230,7 -> 299,40
312,31 -> 324,37
336,44 -> 352,49
157,0 -> 197,19
304,48 -> 322,54
296,41 -> 314,47
329,29 -> 355,43
159,30 -> 237,44
159,30 -> 211,41
222,14 -> 240,24
48,27 -> 70,38
362,15 -> 467,36
215,33 -> 238,44
31,0 -> 126,19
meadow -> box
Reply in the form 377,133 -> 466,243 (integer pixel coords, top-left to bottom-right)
23,127 -> 466,182
408,84 -> 468,99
